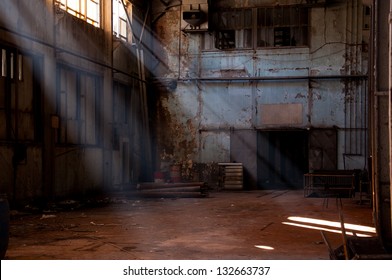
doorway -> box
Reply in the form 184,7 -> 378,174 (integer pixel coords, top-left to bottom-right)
257,130 -> 308,189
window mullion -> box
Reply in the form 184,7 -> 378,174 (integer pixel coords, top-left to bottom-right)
252,8 -> 257,49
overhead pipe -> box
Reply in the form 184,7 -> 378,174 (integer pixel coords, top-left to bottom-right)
0,25 -> 145,82
176,74 -> 368,82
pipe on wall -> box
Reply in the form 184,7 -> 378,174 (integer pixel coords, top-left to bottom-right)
176,74 -> 368,82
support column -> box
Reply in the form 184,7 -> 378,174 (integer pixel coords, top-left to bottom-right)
372,0 -> 392,248
102,0 -> 114,191
389,0 -> 392,247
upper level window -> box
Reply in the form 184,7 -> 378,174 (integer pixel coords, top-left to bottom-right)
213,9 -> 253,49
257,6 -> 308,47
208,5 -> 309,50
55,0 -> 100,27
113,0 -> 130,41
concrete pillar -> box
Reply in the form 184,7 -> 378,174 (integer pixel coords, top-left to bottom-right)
389,0 -> 392,247
102,0 -> 114,191
372,0 -> 392,248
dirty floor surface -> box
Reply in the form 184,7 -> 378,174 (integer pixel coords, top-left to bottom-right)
4,190 -> 374,260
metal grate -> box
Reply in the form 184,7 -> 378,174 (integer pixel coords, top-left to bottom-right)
304,172 -> 355,198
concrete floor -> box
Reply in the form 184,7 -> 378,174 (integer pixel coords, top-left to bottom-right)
4,190 -> 374,260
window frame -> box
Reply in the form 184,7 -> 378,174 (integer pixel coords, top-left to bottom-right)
113,0 -> 131,41
209,5 -> 309,51
0,47 -> 42,143
56,64 -> 102,146
112,81 -> 132,151
55,0 -> 101,28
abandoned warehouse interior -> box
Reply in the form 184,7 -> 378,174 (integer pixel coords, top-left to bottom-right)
0,0 -> 392,260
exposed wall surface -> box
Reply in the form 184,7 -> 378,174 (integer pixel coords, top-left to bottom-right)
151,0 -> 368,188
0,0 -> 153,205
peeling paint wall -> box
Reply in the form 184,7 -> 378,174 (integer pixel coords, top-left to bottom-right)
151,0 -> 368,188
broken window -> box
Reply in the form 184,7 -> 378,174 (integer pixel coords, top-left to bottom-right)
113,0 -> 131,41
208,5 -> 309,50
213,8 -> 253,49
55,0 -> 100,27
57,65 -> 101,145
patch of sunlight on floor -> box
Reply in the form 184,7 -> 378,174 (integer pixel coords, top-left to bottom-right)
254,245 -> 274,250
282,216 -> 376,237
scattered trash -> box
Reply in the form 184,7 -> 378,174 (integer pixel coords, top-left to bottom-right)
260,222 -> 274,232
90,221 -> 104,226
59,200 -> 77,205
40,214 -> 56,220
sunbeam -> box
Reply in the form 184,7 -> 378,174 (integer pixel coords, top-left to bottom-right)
282,221 -> 372,237
287,216 -> 376,234
282,216 -> 376,238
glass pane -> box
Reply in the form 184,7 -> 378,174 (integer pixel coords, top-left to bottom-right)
203,33 -> 215,50
257,8 -> 265,27
243,29 -> 252,48
273,7 -> 283,26
282,7 -> 291,26
220,11 -> 231,29
244,9 -> 252,28
87,0 -> 99,25
120,20 -> 127,37
68,0 -> 79,12
231,11 -> 242,29
299,8 -> 308,25
216,30 -> 235,49
265,8 -> 273,27
290,7 -> 300,25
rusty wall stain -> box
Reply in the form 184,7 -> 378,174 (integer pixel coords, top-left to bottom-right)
151,0 -> 368,173
155,87 -> 198,168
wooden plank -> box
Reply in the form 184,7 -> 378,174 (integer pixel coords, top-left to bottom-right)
224,181 -> 243,185
219,162 -> 243,190
136,192 -> 208,198
137,182 -> 205,190
141,186 -> 201,192
218,163 -> 243,166
224,184 -> 243,189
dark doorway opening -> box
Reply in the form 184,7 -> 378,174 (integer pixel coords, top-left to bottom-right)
257,130 -> 308,189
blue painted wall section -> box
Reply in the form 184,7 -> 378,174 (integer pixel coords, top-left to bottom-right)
151,0 -> 368,188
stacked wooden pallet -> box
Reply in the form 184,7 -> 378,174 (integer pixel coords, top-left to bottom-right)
218,163 -> 243,190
